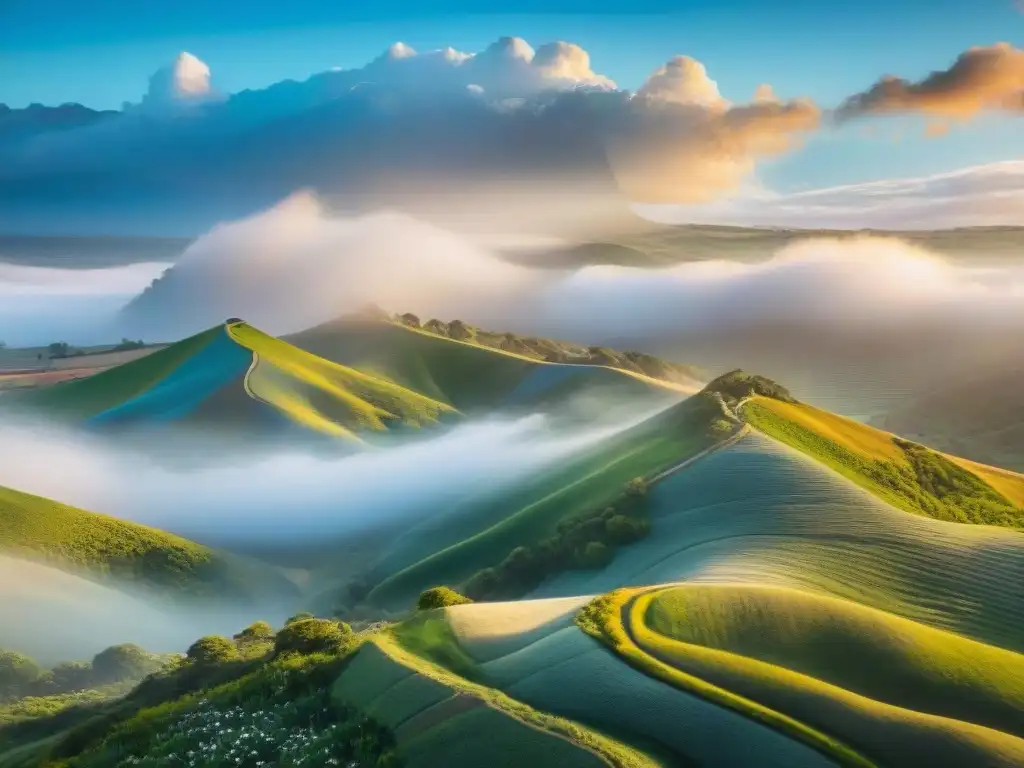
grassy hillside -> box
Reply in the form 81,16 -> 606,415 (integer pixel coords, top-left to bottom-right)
287,315 -> 693,414
0,484 -> 290,605
7,328 -> 222,419
743,396 -> 1024,528
528,429 -> 1024,653
575,585 -> 1024,768
6,321 -> 458,440
364,391 -> 734,610
228,322 -> 457,438
436,598 -> 838,767
335,627 -> 659,767
393,313 -> 702,386
875,360 -> 1024,473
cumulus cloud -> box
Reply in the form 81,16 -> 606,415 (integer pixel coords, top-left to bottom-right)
138,52 -> 223,112
837,42 -> 1024,121
608,59 -> 820,203
1,37 -> 820,235
634,160 -> 1024,229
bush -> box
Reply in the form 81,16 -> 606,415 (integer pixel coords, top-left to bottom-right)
416,586 -> 474,611
0,651 -> 42,699
285,612 -> 314,626
274,619 -> 351,656
91,644 -> 163,684
233,621 -> 275,645
575,541 -> 612,570
186,636 -> 239,666
49,661 -> 95,693
605,515 -> 650,545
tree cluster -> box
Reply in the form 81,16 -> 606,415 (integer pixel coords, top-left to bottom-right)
463,479 -> 652,602
0,644 -> 168,702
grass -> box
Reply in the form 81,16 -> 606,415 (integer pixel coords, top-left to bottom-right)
286,316 -> 687,414
744,396 -> 1024,528
440,595 -> 835,766
333,626 -> 663,768
7,328 -> 221,419
228,322 -> 456,437
366,393 -> 730,610
631,584 -> 1024,767
648,585 -> 1024,733
576,589 -> 876,768
0,484 -> 288,603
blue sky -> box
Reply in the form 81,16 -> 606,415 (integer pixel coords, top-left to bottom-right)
2,0 -> 1021,191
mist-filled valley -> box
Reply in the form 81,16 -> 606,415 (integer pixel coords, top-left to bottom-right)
4,14 -> 1024,768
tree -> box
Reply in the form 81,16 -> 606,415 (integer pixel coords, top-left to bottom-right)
0,651 -> 42,699
574,541 -> 611,570
47,342 -> 70,359
625,477 -> 648,498
186,636 -> 239,666
92,644 -> 160,683
463,567 -> 499,599
285,612 -> 314,626
447,319 -> 473,340
605,515 -> 650,545
416,586 -> 473,611
274,619 -> 351,655
233,621 -> 275,646
398,313 -> 421,328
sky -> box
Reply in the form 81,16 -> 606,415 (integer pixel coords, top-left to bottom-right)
1,0 -> 1021,198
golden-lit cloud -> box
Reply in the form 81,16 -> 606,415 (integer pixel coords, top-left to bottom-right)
607,57 -> 820,203
837,42 -> 1024,121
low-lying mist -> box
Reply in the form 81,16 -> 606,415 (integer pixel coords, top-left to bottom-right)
3,191 -> 1023,412
0,404 -> 662,552
0,555 -> 293,666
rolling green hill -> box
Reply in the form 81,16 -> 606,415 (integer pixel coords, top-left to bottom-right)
362,389 -> 738,611
742,395 -> 1024,528
6,321 -> 458,441
286,314 -> 696,414
0,484 -> 293,605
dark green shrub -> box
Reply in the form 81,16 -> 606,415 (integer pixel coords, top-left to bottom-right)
233,621 -> 275,645
49,661 -> 95,693
574,541 -> 612,570
605,514 -> 650,544
285,612 -> 315,625
91,644 -> 160,684
186,636 -> 239,666
0,650 -> 42,699
274,619 -> 351,655
416,586 -> 473,611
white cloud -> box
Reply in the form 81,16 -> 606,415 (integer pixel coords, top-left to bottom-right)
120,192 -> 537,339
139,52 -> 222,112
634,161 -> 1024,229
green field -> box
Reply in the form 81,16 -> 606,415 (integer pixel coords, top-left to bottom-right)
439,597 -> 835,767
0,484 -> 292,604
333,626 -> 662,768
576,584 -> 1024,768
228,322 -> 458,438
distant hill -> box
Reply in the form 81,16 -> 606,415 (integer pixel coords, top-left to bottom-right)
287,314 -> 698,417
506,224 -> 1024,268
7,321 -> 458,442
